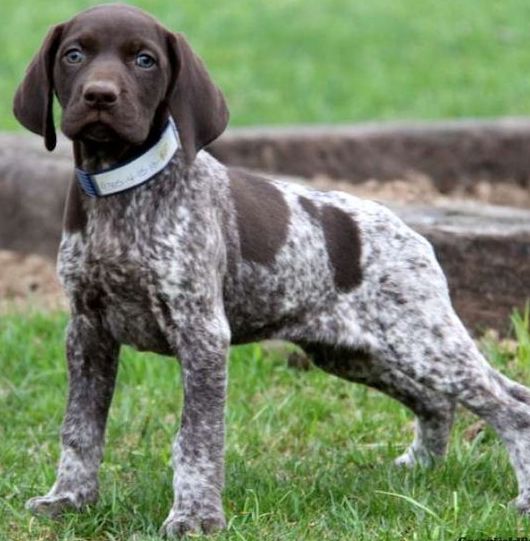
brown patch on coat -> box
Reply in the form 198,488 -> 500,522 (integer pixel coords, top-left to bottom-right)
64,179 -> 87,234
228,168 -> 290,265
320,205 -> 362,291
298,195 -> 320,220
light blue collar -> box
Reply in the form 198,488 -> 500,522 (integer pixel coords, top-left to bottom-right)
75,118 -> 179,197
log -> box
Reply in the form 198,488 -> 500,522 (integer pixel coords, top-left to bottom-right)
0,133 -> 70,259
209,118 -> 530,193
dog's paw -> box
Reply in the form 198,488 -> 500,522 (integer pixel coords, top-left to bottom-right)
26,494 -> 80,517
511,494 -> 530,514
394,448 -> 434,469
160,510 -> 226,538
26,485 -> 97,517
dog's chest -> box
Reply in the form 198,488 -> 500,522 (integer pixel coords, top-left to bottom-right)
59,233 -> 173,355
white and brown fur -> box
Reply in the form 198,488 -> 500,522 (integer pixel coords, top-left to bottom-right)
13,4 -> 530,538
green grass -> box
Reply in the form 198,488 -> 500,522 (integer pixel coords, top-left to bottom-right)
4,0 -> 530,132
1,310 -> 530,540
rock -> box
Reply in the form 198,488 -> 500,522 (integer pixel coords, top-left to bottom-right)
0,133 -> 71,259
209,118 -> 530,193
287,351 -> 313,371
393,202 -> 530,334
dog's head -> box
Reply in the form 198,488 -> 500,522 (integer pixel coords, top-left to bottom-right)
13,4 -> 229,164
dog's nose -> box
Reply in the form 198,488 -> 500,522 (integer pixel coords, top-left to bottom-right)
83,81 -> 119,108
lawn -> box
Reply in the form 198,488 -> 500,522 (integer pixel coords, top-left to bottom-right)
3,0 -> 530,131
1,310 -> 530,540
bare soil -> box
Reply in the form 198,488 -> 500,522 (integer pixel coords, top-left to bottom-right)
307,174 -> 530,208
0,251 -> 67,313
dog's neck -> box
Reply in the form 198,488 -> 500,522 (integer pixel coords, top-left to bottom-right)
74,139 -> 131,172
73,111 -> 169,172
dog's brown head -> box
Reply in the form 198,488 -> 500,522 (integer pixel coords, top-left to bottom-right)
13,4 -> 229,164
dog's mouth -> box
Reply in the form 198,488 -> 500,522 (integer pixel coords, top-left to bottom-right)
79,121 -> 120,143
63,108 -> 147,146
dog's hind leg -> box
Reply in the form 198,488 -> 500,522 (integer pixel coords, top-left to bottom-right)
376,302 -> 530,513
378,377 -> 455,468
303,344 -> 455,467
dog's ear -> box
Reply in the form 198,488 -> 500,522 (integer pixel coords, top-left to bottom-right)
165,32 -> 229,165
13,24 -> 64,151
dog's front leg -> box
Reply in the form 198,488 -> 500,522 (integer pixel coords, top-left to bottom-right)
26,314 -> 120,516
160,322 -> 229,537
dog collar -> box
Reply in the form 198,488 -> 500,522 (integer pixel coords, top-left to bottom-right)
75,118 -> 179,197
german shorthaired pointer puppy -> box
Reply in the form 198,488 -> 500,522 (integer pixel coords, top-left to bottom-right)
13,4 -> 530,537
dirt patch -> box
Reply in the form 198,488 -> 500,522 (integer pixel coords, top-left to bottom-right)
305,174 -> 530,208
0,251 -> 67,313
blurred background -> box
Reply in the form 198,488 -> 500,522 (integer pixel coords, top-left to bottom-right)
4,0 -> 530,129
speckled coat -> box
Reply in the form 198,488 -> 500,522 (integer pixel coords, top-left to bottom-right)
13,4 -> 530,538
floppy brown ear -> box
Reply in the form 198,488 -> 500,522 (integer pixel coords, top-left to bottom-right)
166,32 -> 229,165
13,24 -> 63,151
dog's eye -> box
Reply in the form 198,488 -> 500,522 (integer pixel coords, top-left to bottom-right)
135,53 -> 156,69
64,49 -> 85,64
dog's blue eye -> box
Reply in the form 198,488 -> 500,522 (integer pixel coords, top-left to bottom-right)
64,49 -> 85,64
136,53 -> 156,69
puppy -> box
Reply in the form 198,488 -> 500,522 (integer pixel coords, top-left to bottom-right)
13,4 -> 530,537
